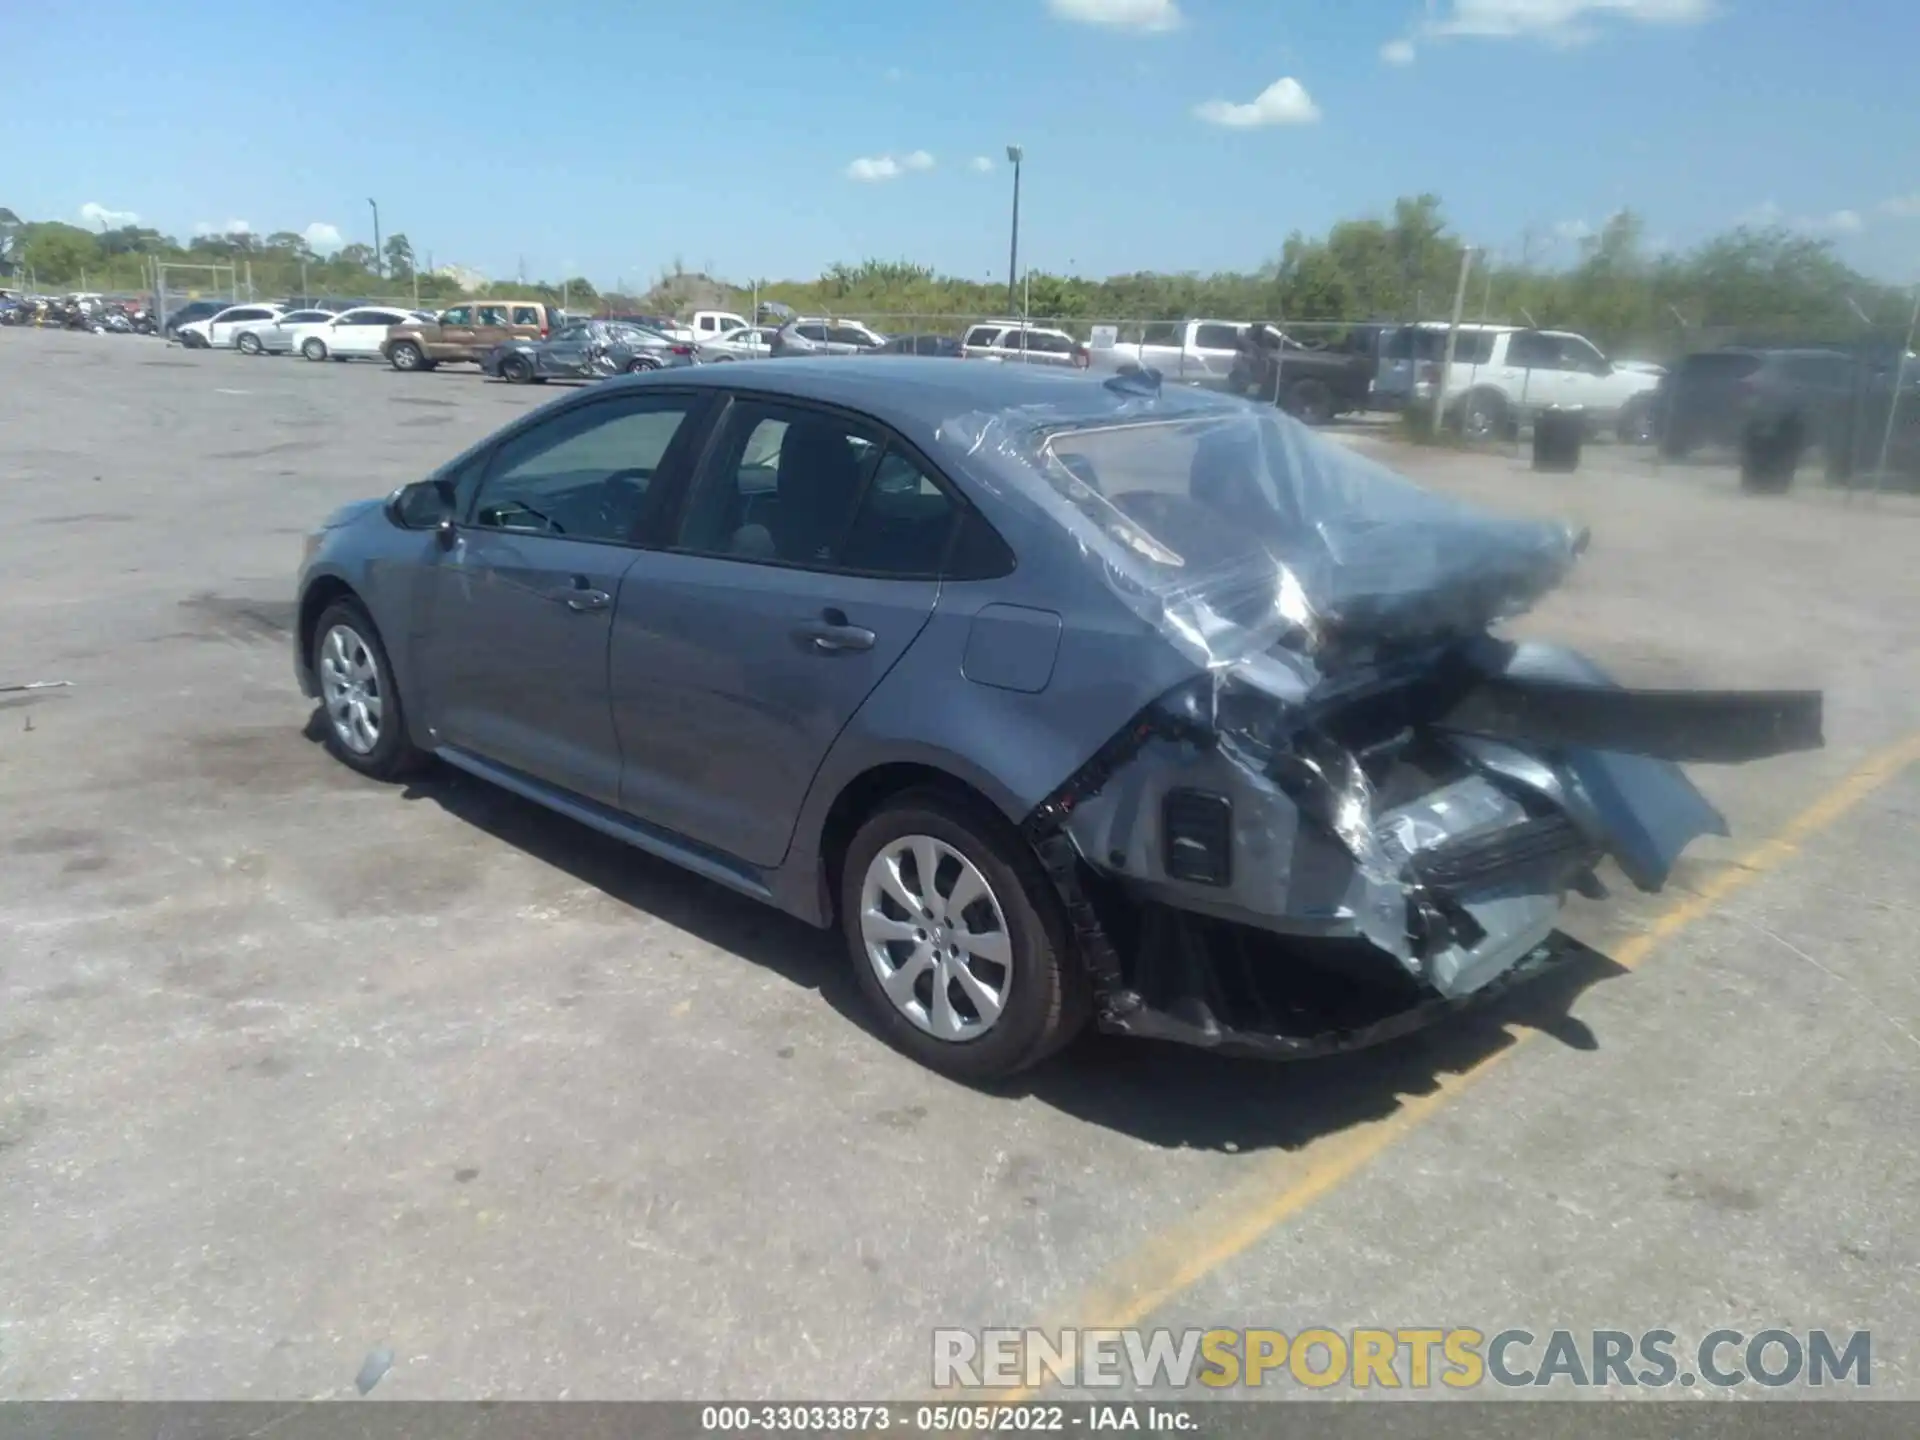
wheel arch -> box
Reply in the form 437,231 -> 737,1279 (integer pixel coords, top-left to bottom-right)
790,758 -> 1026,928
297,573 -> 362,668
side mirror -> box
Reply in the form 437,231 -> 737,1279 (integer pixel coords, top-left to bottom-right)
389,477 -> 457,537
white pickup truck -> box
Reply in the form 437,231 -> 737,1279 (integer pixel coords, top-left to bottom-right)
1087,318 -> 1248,388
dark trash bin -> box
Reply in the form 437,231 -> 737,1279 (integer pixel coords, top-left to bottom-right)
1740,413 -> 1804,493
1532,405 -> 1585,473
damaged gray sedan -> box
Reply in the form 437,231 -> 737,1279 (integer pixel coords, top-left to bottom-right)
294,359 -> 1821,1081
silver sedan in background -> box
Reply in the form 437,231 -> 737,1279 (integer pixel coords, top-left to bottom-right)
697,325 -> 777,363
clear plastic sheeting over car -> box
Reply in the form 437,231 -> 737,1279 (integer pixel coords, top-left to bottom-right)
934,393 -> 1584,676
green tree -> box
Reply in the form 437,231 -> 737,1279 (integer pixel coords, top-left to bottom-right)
22,222 -> 102,283
383,233 -> 415,281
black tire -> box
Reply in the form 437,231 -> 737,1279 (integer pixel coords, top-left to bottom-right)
388,340 -> 426,372
1284,376 -> 1336,425
1617,396 -> 1655,445
500,354 -> 534,384
625,356 -> 660,373
302,337 -> 328,361
308,599 -> 427,781
236,331 -> 263,355
712,354 -> 736,363
839,790 -> 1089,1082
1453,388 -> 1509,442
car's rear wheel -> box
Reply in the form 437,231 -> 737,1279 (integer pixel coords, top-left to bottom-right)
236,331 -> 263,356
712,354 -> 735,363
500,354 -> 534,384
1617,395 -> 1656,445
1285,376 -> 1336,425
1456,388 -> 1509,442
625,356 -> 660,373
302,337 -> 328,361
311,600 -> 425,781
389,340 -> 425,372
840,792 -> 1088,1082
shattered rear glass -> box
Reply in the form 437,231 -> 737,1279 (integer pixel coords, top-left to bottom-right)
936,393 -> 1583,672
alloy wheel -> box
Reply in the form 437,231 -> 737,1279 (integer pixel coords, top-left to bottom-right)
317,623 -> 384,756
859,835 -> 1013,1042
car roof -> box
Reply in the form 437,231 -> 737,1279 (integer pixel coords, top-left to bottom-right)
609,355 -> 1236,435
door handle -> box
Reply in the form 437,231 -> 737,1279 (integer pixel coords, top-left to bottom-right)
547,579 -> 612,612
797,608 -> 876,653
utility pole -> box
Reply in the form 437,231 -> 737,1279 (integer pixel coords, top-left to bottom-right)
1433,246 -> 1476,436
1005,144 -> 1023,318
1868,284 -> 1919,497
368,199 -> 382,279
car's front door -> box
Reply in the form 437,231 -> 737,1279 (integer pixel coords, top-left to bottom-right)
210,306 -> 268,347
427,306 -> 476,360
542,323 -> 595,376
609,400 -> 955,866
420,390 -> 711,804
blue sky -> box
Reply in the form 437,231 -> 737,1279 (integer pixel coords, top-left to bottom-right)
8,0 -> 1919,286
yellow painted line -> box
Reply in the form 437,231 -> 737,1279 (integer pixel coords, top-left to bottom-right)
994,732 -> 1920,1401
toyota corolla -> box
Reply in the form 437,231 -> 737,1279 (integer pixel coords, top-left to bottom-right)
294,360 -> 1820,1080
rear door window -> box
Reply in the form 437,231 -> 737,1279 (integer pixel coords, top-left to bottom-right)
964,325 -> 1004,349
476,305 -> 509,327
1193,323 -> 1242,351
511,305 -> 542,326
441,307 -> 473,326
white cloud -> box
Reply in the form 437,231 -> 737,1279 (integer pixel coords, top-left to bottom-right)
78,202 -> 139,228
193,218 -> 252,236
1880,194 -> 1920,219
301,221 -> 343,252
1046,0 -> 1183,32
1424,0 -> 1715,48
1738,200 -> 1866,236
1194,77 -> 1320,128
1380,37 -> 1417,64
1554,218 -> 1594,241
969,155 -> 995,173
846,151 -> 935,182
1803,209 -> 1864,235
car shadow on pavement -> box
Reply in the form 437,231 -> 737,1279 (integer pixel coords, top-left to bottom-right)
1007,935 -> 1624,1154
386,757 -> 871,1030
336,734 -> 1630,1157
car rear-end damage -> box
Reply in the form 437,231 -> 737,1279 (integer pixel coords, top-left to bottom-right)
932,377 -> 1823,1060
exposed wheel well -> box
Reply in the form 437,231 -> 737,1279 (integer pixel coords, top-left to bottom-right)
816,763 -> 1014,923
298,576 -> 359,666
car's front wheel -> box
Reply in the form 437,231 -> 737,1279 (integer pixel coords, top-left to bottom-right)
302,337 -> 328,361
236,331 -> 263,355
311,599 -> 425,780
388,340 -> 426,372
840,792 -> 1088,1081
499,354 -> 534,384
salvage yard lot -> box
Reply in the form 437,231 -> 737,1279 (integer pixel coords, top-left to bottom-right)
2,329 -> 1917,1400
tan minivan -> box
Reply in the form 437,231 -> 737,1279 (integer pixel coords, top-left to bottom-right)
382,301 -> 562,371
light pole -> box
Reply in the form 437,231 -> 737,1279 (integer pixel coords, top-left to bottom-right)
1005,145 -> 1023,318
368,198 -> 382,280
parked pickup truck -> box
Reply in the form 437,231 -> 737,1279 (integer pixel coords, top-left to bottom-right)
1088,318 -> 1374,423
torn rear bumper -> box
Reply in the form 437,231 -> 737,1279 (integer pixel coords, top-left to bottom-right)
1025,640 -> 1821,1060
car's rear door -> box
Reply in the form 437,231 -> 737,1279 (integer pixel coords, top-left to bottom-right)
608,398 -> 955,867
418,390 -> 714,804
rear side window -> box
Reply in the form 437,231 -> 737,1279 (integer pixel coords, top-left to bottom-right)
1193,323 -> 1242,351
1504,331 -> 1560,369
837,450 -> 960,577
794,323 -> 828,342
829,325 -> 877,346
511,305 -> 542,325
477,305 -> 509,326
964,326 -> 1004,348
